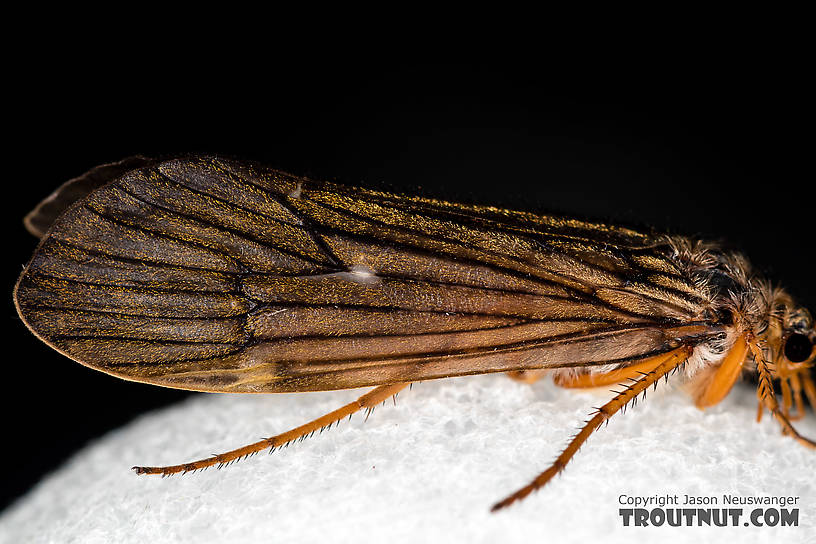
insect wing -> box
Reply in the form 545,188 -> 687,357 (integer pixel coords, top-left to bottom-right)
15,157 -> 722,393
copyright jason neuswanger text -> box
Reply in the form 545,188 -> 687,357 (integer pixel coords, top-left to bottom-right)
618,494 -> 800,527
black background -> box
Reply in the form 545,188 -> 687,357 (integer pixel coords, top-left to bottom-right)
3,55 -> 813,512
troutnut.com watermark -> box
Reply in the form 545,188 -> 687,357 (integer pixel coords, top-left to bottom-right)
618,494 -> 800,527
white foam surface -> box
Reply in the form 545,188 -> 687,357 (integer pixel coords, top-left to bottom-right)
1,375 -> 814,543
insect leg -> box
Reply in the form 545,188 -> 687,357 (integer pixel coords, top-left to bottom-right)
779,378 -> 797,420
132,383 -> 408,476
750,341 -> 816,448
552,351 -> 673,389
491,346 -> 691,512
787,371 -> 806,419
693,335 -> 749,408
800,370 -> 816,412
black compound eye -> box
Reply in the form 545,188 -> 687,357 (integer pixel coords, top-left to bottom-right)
784,333 -> 814,363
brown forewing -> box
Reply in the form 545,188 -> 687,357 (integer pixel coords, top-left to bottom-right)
14,156 -> 723,393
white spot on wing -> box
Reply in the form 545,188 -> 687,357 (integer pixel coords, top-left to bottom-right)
288,182 -> 302,199
300,265 -> 381,284
340,264 -> 380,284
